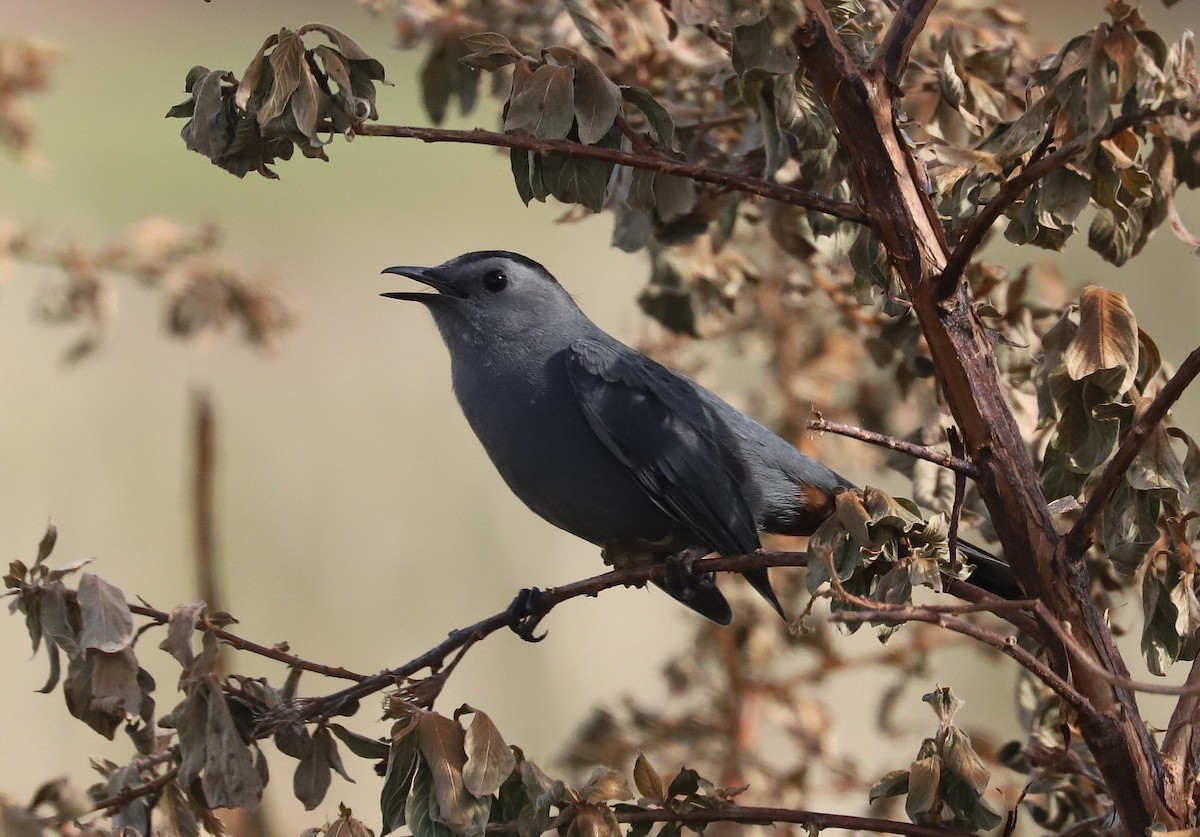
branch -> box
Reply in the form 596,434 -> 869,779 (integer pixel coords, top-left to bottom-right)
491,804 -> 979,837
828,606 -> 1097,719
808,416 -> 979,476
290,550 -> 1013,724
127,603 -> 370,683
291,552 -> 808,723
346,123 -> 868,225
84,767 -> 179,818
1162,655 -> 1200,792
794,9 -> 1178,824
937,97 -> 1197,299
1066,345 -> 1200,555
872,0 -> 938,85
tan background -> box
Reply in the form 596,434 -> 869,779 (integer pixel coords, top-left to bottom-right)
1,1 -> 1197,832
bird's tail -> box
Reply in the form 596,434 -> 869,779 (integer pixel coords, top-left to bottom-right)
958,540 -> 1023,599
651,574 -> 733,625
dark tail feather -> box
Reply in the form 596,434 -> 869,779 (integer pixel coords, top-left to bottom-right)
740,567 -> 787,620
957,540 -> 1023,600
651,575 -> 733,625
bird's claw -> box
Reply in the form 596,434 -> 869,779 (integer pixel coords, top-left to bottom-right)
506,587 -> 549,643
663,548 -> 705,597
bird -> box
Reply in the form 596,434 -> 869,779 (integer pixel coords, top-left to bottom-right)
380,250 -> 1018,631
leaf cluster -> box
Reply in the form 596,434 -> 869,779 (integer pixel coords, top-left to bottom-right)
167,24 -> 387,178
871,687 -> 1002,831
2,217 -> 294,360
0,38 -> 58,158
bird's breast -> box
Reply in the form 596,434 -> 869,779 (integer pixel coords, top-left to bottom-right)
447,349 -> 684,548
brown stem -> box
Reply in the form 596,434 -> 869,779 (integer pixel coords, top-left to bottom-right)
126,603 -> 369,682
794,4 -> 1179,827
488,803 -> 978,837
290,550 -> 1009,724
83,767 -> 179,819
938,97 -> 1197,300
1162,655 -> 1200,800
827,606 -> 1096,718
191,391 -> 220,619
808,416 -> 978,476
346,123 -> 868,224
1066,346 -> 1200,555
872,0 -> 938,85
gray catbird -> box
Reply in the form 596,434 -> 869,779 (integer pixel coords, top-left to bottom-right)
382,251 -> 1018,628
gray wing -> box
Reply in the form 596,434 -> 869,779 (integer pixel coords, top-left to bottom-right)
564,339 -> 760,557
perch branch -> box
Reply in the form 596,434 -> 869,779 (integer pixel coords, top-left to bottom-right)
290,550 -> 1014,724
490,804 -> 978,837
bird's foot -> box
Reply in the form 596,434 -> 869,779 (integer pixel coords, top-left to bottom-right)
663,547 -> 710,597
506,587 -> 549,643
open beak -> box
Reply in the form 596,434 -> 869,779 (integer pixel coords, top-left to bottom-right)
380,266 -> 467,301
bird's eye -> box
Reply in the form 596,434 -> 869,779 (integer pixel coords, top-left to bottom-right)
482,270 -> 508,292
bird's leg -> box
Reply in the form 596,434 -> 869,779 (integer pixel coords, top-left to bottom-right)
505,587 -> 549,643
663,546 -> 713,596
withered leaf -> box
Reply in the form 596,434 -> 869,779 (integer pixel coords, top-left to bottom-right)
1063,285 -> 1139,395
620,86 -> 675,151
568,802 -> 621,837
160,602 -> 204,671
298,23 -> 375,61
35,519 -> 58,566
560,0 -> 614,52
905,755 -> 941,820
201,679 -> 265,809
942,727 -> 991,794
544,48 -> 620,145
77,573 -> 133,654
326,805 -> 374,837
259,28 -> 306,127
405,760 -> 455,837
329,723 -> 391,761
632,753 -> 663,800
63,653 -> 122,739
414,711 -> 476,830
869,769 -> 910,803
380,729 -> 420,835
295,725 -> 351,810
505,64 -> 575,140
39,580 -> 80,660
90,646 -> 141,716
580,767 -> 631,804
462,710 -> 516,798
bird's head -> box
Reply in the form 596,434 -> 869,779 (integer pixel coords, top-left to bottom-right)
381,251 -> 584,347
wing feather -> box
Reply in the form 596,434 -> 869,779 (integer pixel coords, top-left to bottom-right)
565,339 -> 759,557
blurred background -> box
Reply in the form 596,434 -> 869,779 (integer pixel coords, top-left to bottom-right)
1,1 -> 1197,833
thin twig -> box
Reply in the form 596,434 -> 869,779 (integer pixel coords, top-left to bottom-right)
346,123 -> 868,224
126,602 -> 370,682
1031,600 -> 1200,698
81,767 -> 179,820
817,550 -> 1095,717
1066,346 -> 1200,555
490,804 -> 978,837
829,606 -> 1097,718
872,0 -> 938,85
937,97 -> 1197,299
808,415 -> 979,476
